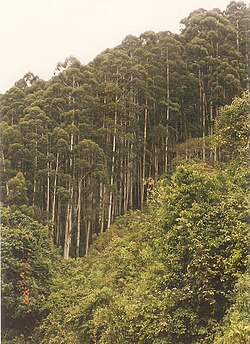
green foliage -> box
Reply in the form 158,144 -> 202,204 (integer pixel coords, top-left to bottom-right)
36,162 -> 248,343
0,1 -> 248,258
214,270 -> 250,343
6,172 -> 28,206
1,207 -> 57,334
1,3 -> 249,342
216,91 -> 250,164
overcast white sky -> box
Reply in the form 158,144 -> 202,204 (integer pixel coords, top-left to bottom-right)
0,0 -> 236,93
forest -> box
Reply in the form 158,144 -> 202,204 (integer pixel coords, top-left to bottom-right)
1,1 -> 250,343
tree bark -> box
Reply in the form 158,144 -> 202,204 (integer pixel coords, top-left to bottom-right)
141,99 -> 148,209
63,183 -> 73,259
165,47 -> 170,172
46,161 -> 50,220
2,151 -> 9,197
107,95 -> 117,229
52,152 -> 59,224
76,177 -> 82,258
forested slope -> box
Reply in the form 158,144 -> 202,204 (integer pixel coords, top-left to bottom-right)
2,92 -> 249,343
1,1 -> 250,343
1,1 -> 249,258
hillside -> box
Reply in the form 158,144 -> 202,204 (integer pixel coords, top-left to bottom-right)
1,1 -> 250,343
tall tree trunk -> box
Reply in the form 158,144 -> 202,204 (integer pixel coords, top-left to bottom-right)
99,183 -> 105,233
129,143 -> 133,209
64,76 -> 76,258
33,137 -> 38,206
214,106 -> 219,163
209,100 -> 214,161
202,92 -> 206,161
107,96 -> 117,229
236,19 -> 240,51
64,202 -> 70,259
63,183 -> 73,259
246,21 -> 250,91
2,151 -> 9,197
52,152 -> 59,223
46,161 -> 50,220
56,198 -> 61,246
165,47 -> 170,172
85,221 -> 91,256
199,68 -> 206,161
141,99 -> 148,209
154,144 -> 159,179
76,177 -> 82,258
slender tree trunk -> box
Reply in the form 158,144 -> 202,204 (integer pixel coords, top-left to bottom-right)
99,183 -> 105,233
129,143 -> 133,209
184,112 -> 189,160
198,68 -> 206,161
63,183 -> 73,259
2,151 -> 9,197
124,148 -> 130,213
33,141 -> 38,206
64,77 -> 76,258
52,152 -> 59,223
46,161 -> 50,220
236,19 -> 240,51
85,221 -> 91,256
202,92 -> 206,161
32,177 -> 36,206
214,106 -> 219,163
76,177 -> 82,258
107,95 -> 117,228
56,198 -> 61,246
165,47 -> 170,172
64,202 -> 70,259
154,144 -> 159,179
246,22 -> 250,91
141,99 -> 148,209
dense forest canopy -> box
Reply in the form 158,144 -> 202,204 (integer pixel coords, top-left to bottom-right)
1,1 -> 250,343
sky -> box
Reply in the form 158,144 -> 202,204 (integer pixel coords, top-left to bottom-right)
0,0 -> 235,93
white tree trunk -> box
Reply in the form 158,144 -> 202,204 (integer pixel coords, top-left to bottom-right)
141,99 -> 148,209
52,152 -> 59,223
63,184 -> 73,259
107,96 -> 117,229
165,47 -> 170,172
46,161 -> 50,219
76,177 -> 82,258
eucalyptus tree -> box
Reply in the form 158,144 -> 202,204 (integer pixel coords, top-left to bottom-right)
225,1 -> 250,90
72,139 -> 106,258
0,86 -> 26,125
48,57 -> 84,256
180,7 -> 247,160
18,106 -> 54,211
0,2 -> 249,261
133,31 -> 161,208
49,127 -> 70,246
91,46 -> 143,226
156,31 -> 187,172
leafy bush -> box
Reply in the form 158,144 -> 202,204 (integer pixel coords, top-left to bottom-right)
1,207 -> 57,337
36,163 -> 249,343
214,270 -> 250,344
